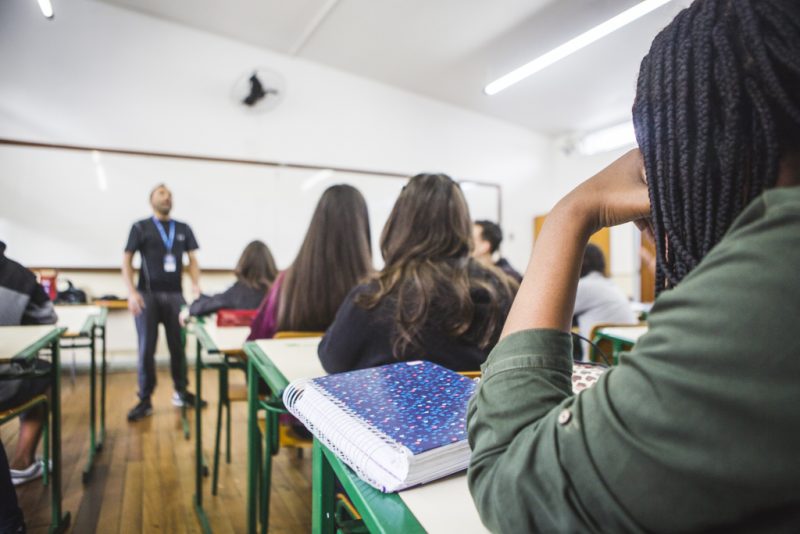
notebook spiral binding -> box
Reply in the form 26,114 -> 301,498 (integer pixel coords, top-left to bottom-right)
284,379 -> 410,492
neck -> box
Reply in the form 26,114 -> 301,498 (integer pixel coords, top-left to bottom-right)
777,149 -> 800,188
153,212 -> 170,221
475,253 -> 493,266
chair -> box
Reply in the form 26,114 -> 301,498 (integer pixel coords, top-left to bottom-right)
588,322 -> 643,365
0,395 -> 49,487
459,370 -> 481,380
269,331 -> 324,458
273,331 -> 324,339
216,309 -> 258,327
210,309 -> 258,494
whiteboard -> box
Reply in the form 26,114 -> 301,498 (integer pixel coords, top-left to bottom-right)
0,143 -> 500,269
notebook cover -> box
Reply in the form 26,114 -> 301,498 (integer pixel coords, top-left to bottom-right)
309,361 -> 476,456
572,362 -> 607,393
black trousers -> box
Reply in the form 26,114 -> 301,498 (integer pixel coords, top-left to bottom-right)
0,441 -> 24,533
134,291 -> 188,400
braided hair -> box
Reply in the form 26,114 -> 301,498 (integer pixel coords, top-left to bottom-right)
632,0 -> 800,293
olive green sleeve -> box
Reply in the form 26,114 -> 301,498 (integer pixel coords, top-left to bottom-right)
467,189 -> 800,533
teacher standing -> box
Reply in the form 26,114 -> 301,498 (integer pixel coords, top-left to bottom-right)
122,183 -> 204,422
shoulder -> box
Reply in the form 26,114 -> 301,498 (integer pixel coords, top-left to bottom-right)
646,187 -> 800,348
347,280 -> 379,301
468,259 -> 508,288
0,257 -> 36,292
132,218 -> 150,230
173,219 -> 195,232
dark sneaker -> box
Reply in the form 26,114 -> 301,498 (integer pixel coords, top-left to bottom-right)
172,391 -> 208,408
127,398 -> 153,421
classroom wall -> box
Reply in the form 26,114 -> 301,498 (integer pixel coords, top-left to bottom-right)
0,0 -> 558,355
0,0 -> 549,273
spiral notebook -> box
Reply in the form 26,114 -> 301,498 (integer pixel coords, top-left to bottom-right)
283,360 -> 476,493
283,360 -> 608,493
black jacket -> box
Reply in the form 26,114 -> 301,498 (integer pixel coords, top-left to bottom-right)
188,281 -> 267,316
318,264 -> 513,374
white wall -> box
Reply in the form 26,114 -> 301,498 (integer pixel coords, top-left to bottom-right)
0,0 -> 549,272
0,0 -> 559,356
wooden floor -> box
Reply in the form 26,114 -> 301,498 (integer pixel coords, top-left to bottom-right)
1,368 -> 313,533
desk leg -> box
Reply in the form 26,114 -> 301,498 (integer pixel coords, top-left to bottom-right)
212,365 -> 226,496
50,339 -> 71,533
312,440 -> 336,534
246,359 -> 259,534
180,329 -> 190,441
99,325 -> 106,448
83,328 -> 97,483
612,340 -> 622,365
260,409 -> 276,534
193,340 -> 211,534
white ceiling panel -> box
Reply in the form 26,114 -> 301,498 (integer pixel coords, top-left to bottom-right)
99,0 -> 333,54
97,0 -> 693,134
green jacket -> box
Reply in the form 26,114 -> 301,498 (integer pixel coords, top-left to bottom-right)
467,186 -> 800,533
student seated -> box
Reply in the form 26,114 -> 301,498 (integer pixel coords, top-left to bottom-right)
189,240 -> 277,316
248,184 -> 373,340
468,1 -> 800,531
318,173 -> 516,373
472,220 -> 523,283
573,244 -> 637,358
0,241 -> 57,490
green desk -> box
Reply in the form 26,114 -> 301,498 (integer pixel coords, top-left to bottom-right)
192,322 -> 251,534
242,339 -> 488,534
243,338 -> 324,534
0,325 -> 70,533
56,305 -> 108,483
312,429 -> 488,533
592,325 -> 649,364
242,338 -> 488,533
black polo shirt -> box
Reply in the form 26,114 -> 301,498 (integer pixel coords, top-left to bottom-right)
125,217 -> 199,293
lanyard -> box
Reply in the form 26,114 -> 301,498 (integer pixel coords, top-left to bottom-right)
152,216 -> 175,252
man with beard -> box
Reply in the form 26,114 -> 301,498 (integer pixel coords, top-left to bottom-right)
122,184 -> 204,421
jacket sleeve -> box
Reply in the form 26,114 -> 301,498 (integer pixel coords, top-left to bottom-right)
317,287 -> 370,374
189,286 -> 236,316
21,282 -> 57,325
467,192 -> 800,533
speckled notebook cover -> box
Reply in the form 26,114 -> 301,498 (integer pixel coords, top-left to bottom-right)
309,361 -> 476,455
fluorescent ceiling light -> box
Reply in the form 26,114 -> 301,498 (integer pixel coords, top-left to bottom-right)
37,0 -> 54,19
575,121 -> 636,156
484,0 -> 675,95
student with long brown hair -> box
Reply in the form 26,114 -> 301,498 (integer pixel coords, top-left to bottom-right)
189,240 -> 278,316
318,173 -> 516,373
248,184 -> 373,340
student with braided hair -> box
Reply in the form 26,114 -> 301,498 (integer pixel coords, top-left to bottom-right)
468,1 -> 800,531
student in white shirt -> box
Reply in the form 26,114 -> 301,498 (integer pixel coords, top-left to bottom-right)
573,244 -> 637,358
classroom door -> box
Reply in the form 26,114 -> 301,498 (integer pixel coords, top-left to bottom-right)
533,215 -> 611,276
640,234 -> 656,302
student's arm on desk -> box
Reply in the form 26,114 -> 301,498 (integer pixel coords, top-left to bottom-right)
189,286 -> 236,316
21,280 -> 57,325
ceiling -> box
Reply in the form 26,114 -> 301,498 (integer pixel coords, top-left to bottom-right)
97,0 -> 692,136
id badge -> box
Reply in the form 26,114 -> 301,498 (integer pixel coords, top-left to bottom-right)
163,253 -> 177,273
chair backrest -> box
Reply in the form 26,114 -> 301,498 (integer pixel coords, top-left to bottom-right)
216,308 -> 259,327
274,331 -> 325,339
459,370 -> 481,379
588,322 -> 643,365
